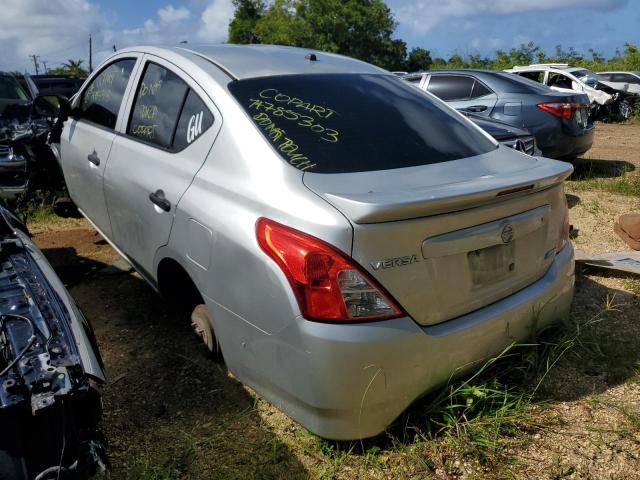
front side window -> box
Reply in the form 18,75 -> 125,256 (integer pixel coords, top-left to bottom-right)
81,59 -> 136,129
228,73 -> 495,174
427,75 -> 475,101
127,63 -> 189,148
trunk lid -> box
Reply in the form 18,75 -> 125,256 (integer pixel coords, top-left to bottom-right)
303,148 -> 572,326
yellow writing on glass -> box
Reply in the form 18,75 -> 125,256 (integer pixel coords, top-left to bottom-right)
85,89 -> 111,104
140,104 -> 158,120
248,98 -> 339,143
258,89 -> 336,119
131,124 -> 158,139
252,112 -> 316,171
139,80 -> 163,97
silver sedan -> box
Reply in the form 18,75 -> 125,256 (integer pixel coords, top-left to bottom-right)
56,44 -> 575,440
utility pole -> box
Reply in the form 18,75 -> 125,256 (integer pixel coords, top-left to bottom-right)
42,61 -> 48,74
89,34 -> 93,73
29,54 -> 40,75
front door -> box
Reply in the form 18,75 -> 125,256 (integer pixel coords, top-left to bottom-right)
60,57 -> 139,237
103,56 -> 221,277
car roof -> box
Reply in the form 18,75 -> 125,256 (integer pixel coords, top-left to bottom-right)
508,65 -> 586,74
599,71 -> 640,75
118,44 -> 387,80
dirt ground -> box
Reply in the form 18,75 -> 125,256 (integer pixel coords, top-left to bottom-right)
30,122 -> 640,479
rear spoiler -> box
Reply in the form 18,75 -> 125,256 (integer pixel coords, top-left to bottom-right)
311,160 -> 573,224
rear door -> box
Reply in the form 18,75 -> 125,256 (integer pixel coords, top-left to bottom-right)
426,74 -> 498,116
60,56 -> 139,238
103,55 -> 221,277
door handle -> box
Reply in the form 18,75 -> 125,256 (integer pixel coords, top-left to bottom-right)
87,151 -> 100,166
466,105 -> 488,112
149,189 -> 171,212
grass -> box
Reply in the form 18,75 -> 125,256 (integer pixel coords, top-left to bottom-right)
123,429 -> 196,480
396,298 -> 615,463
568,161 -> 640,196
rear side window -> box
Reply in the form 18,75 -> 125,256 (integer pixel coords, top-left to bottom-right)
470,80 -> 492,98
81,59 -> 136,129
547,73 -> 573,89
128,63 -> 189,148
517,71 -> 545,84
427,75 -> 474,101
228,74 -> 495,174
173,90 -> 215,151
614,73 -> 640,84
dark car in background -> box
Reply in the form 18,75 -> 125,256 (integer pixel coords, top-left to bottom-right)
0,73 -> 34,198
30,75 -> 86,99
403,70 -> 594,158
462,112 -> 540,156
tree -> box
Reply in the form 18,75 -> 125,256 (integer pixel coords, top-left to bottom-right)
230,0 -> 407,70
405,47 -> 432,72
228,0 -> 266,44
49,59 -> 88,77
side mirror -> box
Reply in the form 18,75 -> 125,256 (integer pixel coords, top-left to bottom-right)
32,94 -> 71,121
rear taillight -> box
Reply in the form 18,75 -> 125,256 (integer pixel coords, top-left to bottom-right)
537,102 -> 582,120
557,187 -> 570,254
256,218 -> 405,322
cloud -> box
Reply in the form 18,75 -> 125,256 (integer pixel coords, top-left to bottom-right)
111,4 -> 194,48
158,5 -> 191,23
0,0 -> 105,72
390,0 -> 627,34
196,0 -> 234,42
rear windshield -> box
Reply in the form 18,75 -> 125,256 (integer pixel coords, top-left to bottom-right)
228,73 -> 495,174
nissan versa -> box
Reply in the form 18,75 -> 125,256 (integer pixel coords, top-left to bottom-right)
55,45 -> 575,440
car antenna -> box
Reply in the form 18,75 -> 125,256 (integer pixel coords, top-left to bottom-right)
305,53 -> 317,62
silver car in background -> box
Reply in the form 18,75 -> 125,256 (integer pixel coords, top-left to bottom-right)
57,45 -> 575,440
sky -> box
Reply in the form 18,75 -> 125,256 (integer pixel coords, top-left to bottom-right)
1,0 -> 638,73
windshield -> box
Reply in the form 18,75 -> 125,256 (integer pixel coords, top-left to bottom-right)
228,74 -> 495,174
572,69 -> 603,87
0,75 -> 29,101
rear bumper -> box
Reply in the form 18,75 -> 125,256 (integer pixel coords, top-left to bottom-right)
537,124 -> 594,159
211,244 -> 575,440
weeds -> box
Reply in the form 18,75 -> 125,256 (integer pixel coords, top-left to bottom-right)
13,189 -> 58,223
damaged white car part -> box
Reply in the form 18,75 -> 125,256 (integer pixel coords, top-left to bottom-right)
507,63 -> 639,120
0,207 -> 107,480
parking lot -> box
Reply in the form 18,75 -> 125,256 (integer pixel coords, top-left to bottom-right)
26,122 -> 640,479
